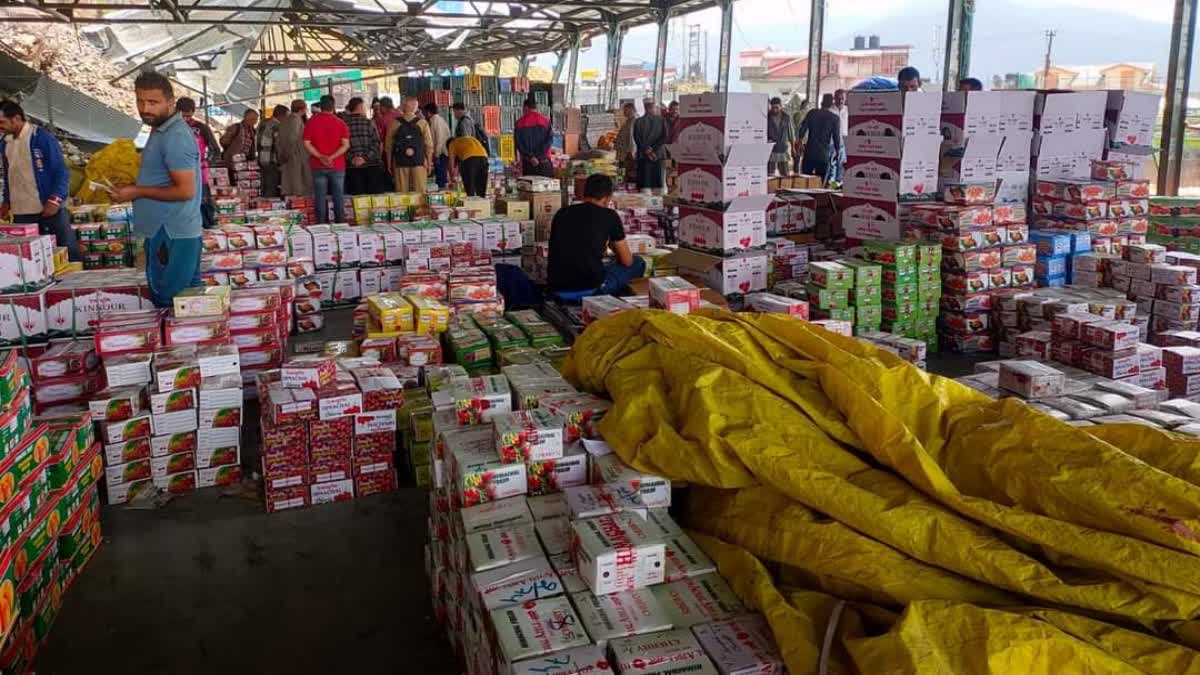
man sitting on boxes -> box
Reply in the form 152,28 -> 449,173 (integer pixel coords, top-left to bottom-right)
547,174 -> 645,301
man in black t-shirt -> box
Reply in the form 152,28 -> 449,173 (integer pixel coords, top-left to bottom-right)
547,174 -> 646,295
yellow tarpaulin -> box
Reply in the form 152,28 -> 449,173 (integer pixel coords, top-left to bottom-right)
74,139 -> 139,204
564,309 -> 1200,673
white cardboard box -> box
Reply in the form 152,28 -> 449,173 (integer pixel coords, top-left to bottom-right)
672,143 -> 773,203
677,195 -> 772,254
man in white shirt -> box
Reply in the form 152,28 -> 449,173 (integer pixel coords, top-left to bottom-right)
0,100 -> 79,260
830,88 -> 848,184
422,102 -> 452,190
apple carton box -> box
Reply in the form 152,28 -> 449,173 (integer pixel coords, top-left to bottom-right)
0,289 -> 48,347
1106,90 -> 1160,150
677,195 -> 771,254
940,91 -> 1037,146
571,513 -> 665,595
693,613 -> 785,675
648,276 -> 701,313
609,629 -> 717,675
675,92 -> 769,155
651,572 -> 744,630
672,143 -> 773,204
847,90 -> 942,139
490,596 -> 591,668
472,554 -> 563,612
666,249 -> 768,297
572,588 -> 673,648
843,197 -> 900,240
510,645 -> 613,675
466,524 -> 542,573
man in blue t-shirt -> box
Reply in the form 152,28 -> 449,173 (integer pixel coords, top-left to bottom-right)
113,71 -> 203,308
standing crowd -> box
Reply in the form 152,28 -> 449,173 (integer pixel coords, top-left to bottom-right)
0,73 -> 532,313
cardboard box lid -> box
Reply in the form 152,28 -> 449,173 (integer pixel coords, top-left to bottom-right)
679,92 -> 769,119
669,142 -> 774,168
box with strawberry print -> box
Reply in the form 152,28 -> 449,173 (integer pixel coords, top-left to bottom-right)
541,393 -> 610,443
494,410 -> 565,463
354,429 -> 394,465
351,367 -> 405,411
265,483 -> 308,513
281,356 -> 336,390
354,460 -> 397,498
450,445 -> 527,509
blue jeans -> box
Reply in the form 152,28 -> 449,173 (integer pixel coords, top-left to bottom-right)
312,169 -> 346,224
829,142 -> 845,183
597,256 -> 647,295
14,209 -> 79,261
145,227 -> 201,308
434,155 -> 449,189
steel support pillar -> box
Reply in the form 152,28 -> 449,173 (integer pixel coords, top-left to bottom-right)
715,0 -> 734,92
603,20 -> 626,109
651,2 -> 670,104
806,0 -> 825,107
942,0 -> 974,90
1160,0 -> 1197,195
517,55 -> 530,79
551,49 -> 567,83
564,33 -> 581,106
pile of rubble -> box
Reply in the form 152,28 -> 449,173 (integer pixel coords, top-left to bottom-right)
0,24 -> 139,118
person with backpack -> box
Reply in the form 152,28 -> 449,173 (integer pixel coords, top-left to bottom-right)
422,102 -> 451,189
385,97 -> 433,194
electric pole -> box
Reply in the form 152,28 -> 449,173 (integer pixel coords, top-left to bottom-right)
1043,30 -> 1056,87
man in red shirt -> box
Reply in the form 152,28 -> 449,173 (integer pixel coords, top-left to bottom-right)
514,97 -> 554,177
302,94 -> 350,223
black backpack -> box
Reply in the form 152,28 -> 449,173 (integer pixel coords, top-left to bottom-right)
391,117 -> 425,167
458,115 -> 492,156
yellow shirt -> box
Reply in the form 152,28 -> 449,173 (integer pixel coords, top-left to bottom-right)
448,136 -> 487,161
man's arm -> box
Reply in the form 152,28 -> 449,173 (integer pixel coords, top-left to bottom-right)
115,169 -> 196,202
609,239 -> 634,268
40,131 -> 69,215
383,121 -> 397,172
219,124 -> 238,152
329,137 -> 350,161
536,123 -> 553,157
421,120 -> 434,165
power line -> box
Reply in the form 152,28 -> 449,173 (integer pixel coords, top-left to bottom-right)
1043,29 -> 1056,86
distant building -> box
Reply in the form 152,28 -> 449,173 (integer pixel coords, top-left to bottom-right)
575,63 -> 679,107
1035,63 -> 1161,92
739,35 -> 912,98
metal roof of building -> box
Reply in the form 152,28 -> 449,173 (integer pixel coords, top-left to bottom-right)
0,0 -> 719,101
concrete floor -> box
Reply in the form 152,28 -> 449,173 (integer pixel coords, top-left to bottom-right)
36,307 -> 460,675
36,489 -> 459,674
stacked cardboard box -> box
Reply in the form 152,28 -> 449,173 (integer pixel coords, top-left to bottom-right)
66,203 -> 135,270
258,356 -> 405,512
0,362 -> 103,671
421,361 -> 788,675
862,240 -> 937,343
1148,196 -> 1200,255
667,93 -> 772,300
91,301 -> 246,503
806,261 -> 854,326
1030,92 -> 1108,184
955,355 -> 1196,431
938,91 -> 1036,209
842,90 -> 942,241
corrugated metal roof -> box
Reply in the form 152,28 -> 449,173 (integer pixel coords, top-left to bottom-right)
0,52 -> 141,144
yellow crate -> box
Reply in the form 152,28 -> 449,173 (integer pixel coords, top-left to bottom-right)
371,194 -> 392,209
367,293 -> 415,333
499,134 -> 515,163
406,296 -> 450,334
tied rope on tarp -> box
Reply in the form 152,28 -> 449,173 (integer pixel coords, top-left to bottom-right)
563,308 -> 1200,674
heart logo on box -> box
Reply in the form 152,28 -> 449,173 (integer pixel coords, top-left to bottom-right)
913,184 -> 925,194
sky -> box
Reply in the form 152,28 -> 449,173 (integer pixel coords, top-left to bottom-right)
534,0 -> 1184,92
